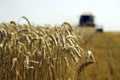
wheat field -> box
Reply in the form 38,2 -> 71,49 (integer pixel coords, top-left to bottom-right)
0,17 -> 120,80
83,32 -> 120,80
0,17 -> 96,80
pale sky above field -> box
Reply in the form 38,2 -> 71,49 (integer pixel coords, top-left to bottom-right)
0,0 -> 120,31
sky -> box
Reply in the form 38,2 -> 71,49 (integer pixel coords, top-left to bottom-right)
0,0 -> 120,31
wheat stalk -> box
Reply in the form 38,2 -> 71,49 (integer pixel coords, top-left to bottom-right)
21,16 -> 31,26
49,34 -> 57,46
11,57 -> 18,70
62,22 -> 73,31
68,45 -> 82,58
86,50 -> 95,62
10,21 -> 18,31
64,57 -> 70,68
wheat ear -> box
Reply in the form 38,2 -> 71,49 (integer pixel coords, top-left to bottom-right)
11,57 -> 18,70
21,16 -> 31,26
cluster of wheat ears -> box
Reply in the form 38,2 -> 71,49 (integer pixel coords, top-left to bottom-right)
0,16 -> 95,80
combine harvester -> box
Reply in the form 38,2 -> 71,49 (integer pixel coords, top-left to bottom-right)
79,12 -> 103,32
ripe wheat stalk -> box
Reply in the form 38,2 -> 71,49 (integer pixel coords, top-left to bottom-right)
0,17 -> 95,80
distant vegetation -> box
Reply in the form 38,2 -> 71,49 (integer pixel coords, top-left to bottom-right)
82,32 -> 120,80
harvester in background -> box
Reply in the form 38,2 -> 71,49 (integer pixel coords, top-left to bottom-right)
79,12 -> 103,32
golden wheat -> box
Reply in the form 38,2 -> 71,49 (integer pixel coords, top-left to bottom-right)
0,18 -> 96,80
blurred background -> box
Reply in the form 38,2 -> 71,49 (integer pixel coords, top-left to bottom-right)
0,0 -> 120,31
